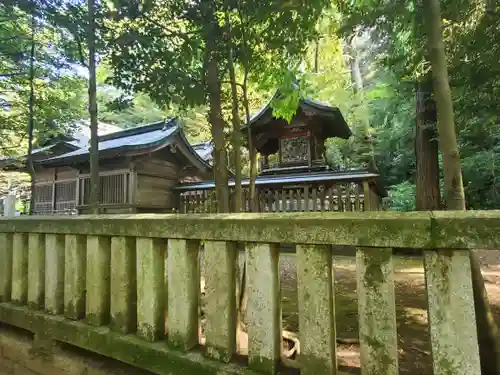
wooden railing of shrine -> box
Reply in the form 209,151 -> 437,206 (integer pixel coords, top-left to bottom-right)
177,177 -> 382,214
0,211 -> 486,375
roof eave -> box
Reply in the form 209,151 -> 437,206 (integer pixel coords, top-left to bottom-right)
39,125 -> 182,167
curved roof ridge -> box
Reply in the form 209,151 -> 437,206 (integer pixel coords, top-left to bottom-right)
243,89 -> 347,129
98,118 -> 175,142
175,125 -> 213,172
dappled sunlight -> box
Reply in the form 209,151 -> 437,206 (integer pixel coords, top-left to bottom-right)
402,307 -> 428,325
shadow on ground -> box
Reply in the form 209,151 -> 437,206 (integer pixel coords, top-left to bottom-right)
201,248 -> 500,374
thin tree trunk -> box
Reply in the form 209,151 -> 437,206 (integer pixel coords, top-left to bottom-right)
424,1 -> 500,373
88,0 -> 99,214
314,40 -> 319,73
486,0 -> 496,14
424,0 -> 464,210
348,50 -> 363,94
27,8 -> 36,215
237,3 -> 257,213
226,12 -> 242,212
345,38 -> 377,172
206,31 -> 229,213
243,79 -> 257,212
415,77 -> 440,210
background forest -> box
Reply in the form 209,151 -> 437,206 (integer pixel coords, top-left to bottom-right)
1,0 -> 498,211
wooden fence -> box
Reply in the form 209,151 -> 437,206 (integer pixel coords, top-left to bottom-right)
0,211 -> 491,375
178,180 -> 382,213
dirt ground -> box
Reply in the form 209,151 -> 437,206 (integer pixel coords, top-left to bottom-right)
200,249 -> 500,374
278,250 -> 500,374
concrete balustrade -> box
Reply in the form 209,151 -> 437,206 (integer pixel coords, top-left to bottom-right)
0,211 -> 491,375
110,236 -> 136,333
203,240 -> 237,362
136,237 -> 166,341
85,235 -> 111,325
45,234 -> 65,315
297,244 -> 337,375
64,234 -> 86,320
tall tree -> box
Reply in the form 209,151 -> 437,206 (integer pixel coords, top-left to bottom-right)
424,0 -> 500,373
26,4 -> 36,214
415,76 -> 440,210
414,1 -> 440,211
105,0 -> 327,213
226,10 -> 242,212
88,0 -> 99,214
424,0 -> 464,210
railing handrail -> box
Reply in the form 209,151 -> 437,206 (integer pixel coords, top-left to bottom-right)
0,210 -> 499,249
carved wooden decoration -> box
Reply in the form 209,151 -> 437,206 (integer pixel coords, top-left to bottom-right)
280,134 -> 310,164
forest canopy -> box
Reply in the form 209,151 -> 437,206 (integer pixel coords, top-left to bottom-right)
1,0 -> 499,210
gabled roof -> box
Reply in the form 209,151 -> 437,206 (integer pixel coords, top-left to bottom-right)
68,120 -> 123,148
0,121 -> 123,170
38,118 -> 213,175
191,141 -> 213,163
242,90 -> 352,140
42,119 -> 179,164
0,119 -> 213,177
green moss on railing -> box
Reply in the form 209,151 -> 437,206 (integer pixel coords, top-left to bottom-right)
0,303 -> 260,375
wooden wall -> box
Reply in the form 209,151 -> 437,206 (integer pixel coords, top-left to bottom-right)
133,157 -> 181,211
34,166 -> 79,183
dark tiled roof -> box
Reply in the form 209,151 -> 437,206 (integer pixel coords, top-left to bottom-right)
191,141 -> 213,163
174,169 -> 387,197
39,119 -> 213,169
42,119 -> 178,164
243,90 -> 352,140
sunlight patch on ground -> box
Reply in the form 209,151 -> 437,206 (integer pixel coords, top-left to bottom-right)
402,307 -> 428,325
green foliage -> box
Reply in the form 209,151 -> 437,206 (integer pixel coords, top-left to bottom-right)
335,0 -> 500,210
102,0 -> 328,119
387,181 -> 416,212
0,2 -> 87,155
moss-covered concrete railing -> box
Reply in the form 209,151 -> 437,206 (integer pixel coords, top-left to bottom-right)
0,211 -> 496,375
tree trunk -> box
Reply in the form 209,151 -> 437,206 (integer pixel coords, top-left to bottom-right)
237,3 -> 258,213
415,77 -> 440,210
486,0 -> 496,14
345,38 -> 377,172
424,0 -> 464,210
27,9 -> 36,215
348,47 -> 363,94
314,40 -> 319,73
242,78 -> 258,213
88,0 -> 99,214
226,12 -> 242,212
206,32 -> 229,213
424,0 -> 500,373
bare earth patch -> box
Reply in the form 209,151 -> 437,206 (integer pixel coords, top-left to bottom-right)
201,249 -> 500,374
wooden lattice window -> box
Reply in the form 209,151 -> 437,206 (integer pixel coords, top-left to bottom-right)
33,183 -> 53,215
79,171 -> 130,206
54,181 -> 77,213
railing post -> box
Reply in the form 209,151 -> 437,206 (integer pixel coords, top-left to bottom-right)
136,237 -> 166,341
297,244 -> 336,375
356,247 -> 398,375
424,249 -> 481,375
0,233 -> 13,302
167,239 -> 200,351
28,233 -> 45,309
110,236 -> 137,333
45,234 -> 65,314
64,234 -> 86,320
86,236 -> 111,325
246,242 -> 281,374
203,240 -> 237,362
12,233 -> 28,304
